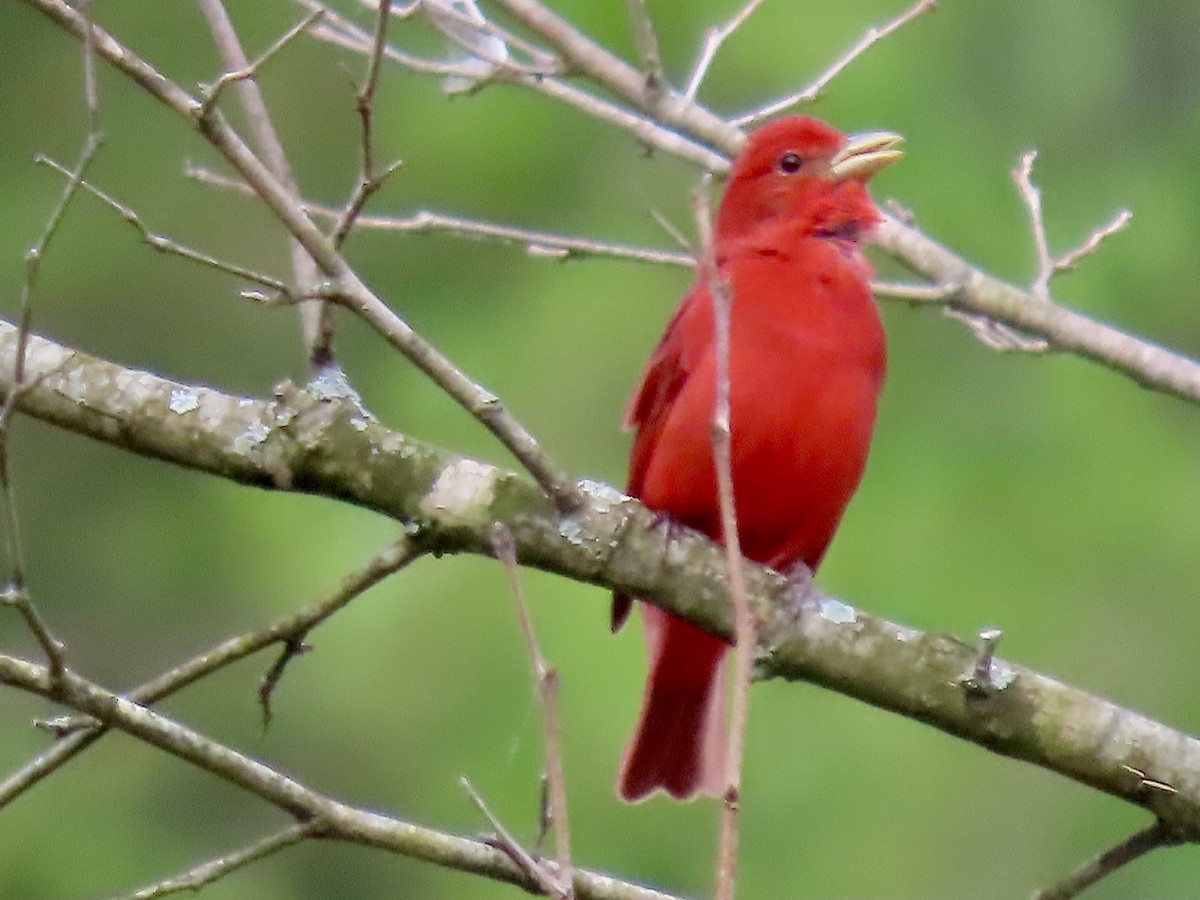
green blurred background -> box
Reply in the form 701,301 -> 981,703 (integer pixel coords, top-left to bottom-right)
3,1 -> 1200,897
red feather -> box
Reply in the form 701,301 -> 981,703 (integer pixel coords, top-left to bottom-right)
615,116 -> 897,802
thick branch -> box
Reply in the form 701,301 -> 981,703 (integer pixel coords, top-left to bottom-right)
5,319 -> 1200,839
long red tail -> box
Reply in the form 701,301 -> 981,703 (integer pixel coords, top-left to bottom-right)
617,605 -> 727,802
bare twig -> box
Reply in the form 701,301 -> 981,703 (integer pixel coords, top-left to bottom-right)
0,538 -> 421,810
1057,209 -> 1133,273
733,0 -> 936,126
126,820 -> 324,899
329,0 -> 404,249
332,208 -> 694,267
1033,820 -> 1184,900
870,212 -> 1200,404
197,0 -> 329,368
1014,149 -> 1133,300
460,776 -> 569,899
0,5 -> 105,681
683,0 -> 767,101
38,156 -> 293,295
624,0 -> 666,104
196,8 -> 322,118
490,524 -> 574,900
870,280 -> 956,303
952,148 -> 1133,355
692,180 -> 752,900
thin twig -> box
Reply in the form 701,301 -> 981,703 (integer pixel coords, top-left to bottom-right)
624,0 -> 666,104
37,156 -> 292,294
190,168 -> 696,266
683,0 -> 767,101
126,820 -> 324,899
490,524 -> 574,900
1057,209 -> 1133,274
733,0 -> 936,126
196,8 -> 322,118
1,5 -> 105,681
460,776 -> 568,899
196,0 -> 330,369
1014,149 -> 1133,300
330,0 -> 404,249
692,179 -> 753,900
0,538 -> 421,810
1033,820 -> 1184,900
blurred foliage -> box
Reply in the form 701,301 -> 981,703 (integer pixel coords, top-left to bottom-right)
2,1 -> 1200,898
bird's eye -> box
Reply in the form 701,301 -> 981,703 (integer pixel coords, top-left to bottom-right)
778,152 -> 804,174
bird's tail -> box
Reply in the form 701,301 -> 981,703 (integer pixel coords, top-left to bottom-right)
617,604 -> 727,802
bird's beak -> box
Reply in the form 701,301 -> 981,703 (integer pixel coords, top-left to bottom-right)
830,131 -> 904,181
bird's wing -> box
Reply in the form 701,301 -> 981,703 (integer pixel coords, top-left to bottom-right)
613,283 -> 713,632
623,283 -> 714,498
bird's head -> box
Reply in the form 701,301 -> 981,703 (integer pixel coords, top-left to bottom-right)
714,116 -> 902,246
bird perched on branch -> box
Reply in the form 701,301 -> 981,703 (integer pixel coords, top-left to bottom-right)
613,116 -> 901,802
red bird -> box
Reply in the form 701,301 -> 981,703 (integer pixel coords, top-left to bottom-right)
614,116 -> 901,802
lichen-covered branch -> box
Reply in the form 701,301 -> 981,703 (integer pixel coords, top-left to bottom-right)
4,318 -> 1200,839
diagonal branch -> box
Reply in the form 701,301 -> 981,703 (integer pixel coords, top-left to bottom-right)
126,821 -> 323,899
0,538 -> 422,810
196,0 -> 329,368
1033,820 -> 1185,900
28,0 -> 584,512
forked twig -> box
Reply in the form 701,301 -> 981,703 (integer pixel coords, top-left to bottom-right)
38,157 -> 293,295
330,0 -> 404,249
0,538 -> 421,810
684,0 -> 767,101
946,148 -> 1134,354
1014,149 -> 1133,300
489,524 -> 574,899
196,8 -> 322,118
733,0 -> 936,126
